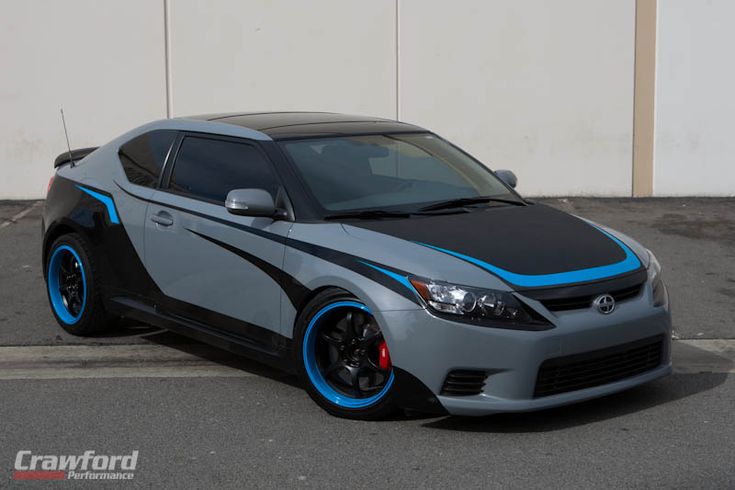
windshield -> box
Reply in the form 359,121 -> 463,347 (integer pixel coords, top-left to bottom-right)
280,133 -> 520,213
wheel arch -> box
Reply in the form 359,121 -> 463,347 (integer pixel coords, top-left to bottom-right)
42,220 -> 89,273
293,285 -> 353,324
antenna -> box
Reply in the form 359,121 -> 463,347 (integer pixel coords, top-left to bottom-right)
60,108 -> 75,167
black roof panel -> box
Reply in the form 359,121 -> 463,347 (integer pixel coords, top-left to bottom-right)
184,111 -> 425,139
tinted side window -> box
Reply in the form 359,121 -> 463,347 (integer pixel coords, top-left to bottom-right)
169,137 -> 279,203
119,130 -> 177,188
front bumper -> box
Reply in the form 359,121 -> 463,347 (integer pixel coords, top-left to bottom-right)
377,282 -> 672,416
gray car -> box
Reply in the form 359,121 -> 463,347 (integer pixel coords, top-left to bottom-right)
42,112 -> 671,419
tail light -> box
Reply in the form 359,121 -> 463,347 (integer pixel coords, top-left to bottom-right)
47,175 -> 55,195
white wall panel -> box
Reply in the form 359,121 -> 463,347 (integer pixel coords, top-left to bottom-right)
654,0 -> 735,196
399,0 -> 636,196
169,0 -> 396,119
0,0 -> 166,199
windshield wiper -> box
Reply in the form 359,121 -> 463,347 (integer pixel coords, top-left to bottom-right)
418,196 -> 525,212
323,210 -> 413,220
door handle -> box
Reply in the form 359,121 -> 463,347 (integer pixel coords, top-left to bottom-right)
150,211 -> 174,227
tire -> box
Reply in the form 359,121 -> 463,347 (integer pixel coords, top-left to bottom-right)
295,289 -> 398,420
45,233 -> 115,336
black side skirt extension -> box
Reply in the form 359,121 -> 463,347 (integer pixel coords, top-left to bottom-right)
107,296 -> 296,373
392,367 -> 449,416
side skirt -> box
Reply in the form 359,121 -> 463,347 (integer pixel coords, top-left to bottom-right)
108,297 -> 296,373
106,298 -> 446,415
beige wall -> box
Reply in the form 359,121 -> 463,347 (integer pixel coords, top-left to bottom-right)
654,0 -> 735,196
0,0 -> 167,199
168,0 -> 397,118
2,0 -> 731,199
399,0 -> 636,196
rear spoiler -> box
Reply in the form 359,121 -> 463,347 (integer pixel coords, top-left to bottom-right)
54,147 -> 98,168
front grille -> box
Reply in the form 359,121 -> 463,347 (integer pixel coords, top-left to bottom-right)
534,335 -> 664,398
441,369 -> 489,396
541,283 -> 643,312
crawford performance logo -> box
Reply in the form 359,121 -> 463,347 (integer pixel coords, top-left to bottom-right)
13,450 -> 139,481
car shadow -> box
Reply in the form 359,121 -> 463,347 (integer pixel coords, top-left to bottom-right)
98,322 -> 731,430
422,343 -> 731,433
137,327 -> 302,389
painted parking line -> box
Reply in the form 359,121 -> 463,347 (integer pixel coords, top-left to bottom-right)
673,339 -> 735,374
0,201 -> 42,231
0,340 -> 731,380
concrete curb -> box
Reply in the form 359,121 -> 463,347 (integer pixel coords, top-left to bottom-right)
0,340 -> 731,380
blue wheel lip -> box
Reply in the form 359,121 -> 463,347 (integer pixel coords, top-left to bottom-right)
303,300 -> 394,409
47,245 -> 87,325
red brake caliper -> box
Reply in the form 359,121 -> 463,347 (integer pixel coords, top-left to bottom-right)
378,340 -> 391,370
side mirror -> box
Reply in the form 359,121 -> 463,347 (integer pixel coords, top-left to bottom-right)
225,189 -> 277,217
495,169 -> 518,189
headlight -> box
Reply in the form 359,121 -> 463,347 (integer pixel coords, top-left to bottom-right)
647,250 -> 666,306
409,277 -> 548,328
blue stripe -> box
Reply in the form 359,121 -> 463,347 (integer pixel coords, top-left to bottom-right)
415,227 -> 641,288
77,185 -> 120,224
359,261 -> 418,296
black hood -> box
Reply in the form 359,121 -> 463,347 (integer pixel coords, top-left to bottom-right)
350,203 -> 643,288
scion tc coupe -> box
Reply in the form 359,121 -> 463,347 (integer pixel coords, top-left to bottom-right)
43,112 -> 671,419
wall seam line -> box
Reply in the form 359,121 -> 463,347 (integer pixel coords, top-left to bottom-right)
395,0 -> 400,121
164,0 -> 173,118
631,0 -> 638,197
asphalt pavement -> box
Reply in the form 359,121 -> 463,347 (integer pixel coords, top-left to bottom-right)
0,198 -> 733,488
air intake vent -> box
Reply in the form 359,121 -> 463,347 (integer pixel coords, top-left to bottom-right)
541,283 -> 644,312
440,369 -> 488,396
534,335 -> 664,398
